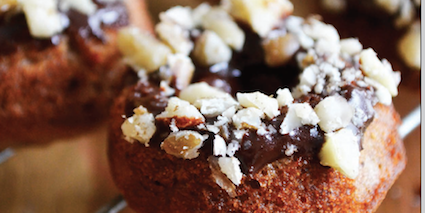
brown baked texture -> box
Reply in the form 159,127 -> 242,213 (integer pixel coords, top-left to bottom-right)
0,0 -> 152,146
108,84 -> 406,212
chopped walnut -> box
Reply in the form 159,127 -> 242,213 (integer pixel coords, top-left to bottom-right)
202,7 -> 246,51
280,103 -> 319,134
155,21 -> 194,55
161,131 -> 207,159
156,97 -> 205,128
223,0 -> 293,37
121,106 -> 156,146
319,128 -> 360,179
20,0 -> 64,38
237,92 -> 280,119
193,30 -> 232,66
314,95 -> 354,133
117,27 -> 172,72
218,156 -> 243,185
263,33 -> 300,67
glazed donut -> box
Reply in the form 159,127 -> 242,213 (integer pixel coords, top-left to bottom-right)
313,0 -> 421,87
0,0 -> 151,145
108,1 -> 405,212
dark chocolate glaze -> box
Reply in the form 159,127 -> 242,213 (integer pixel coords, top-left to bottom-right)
0,0 -> 128,55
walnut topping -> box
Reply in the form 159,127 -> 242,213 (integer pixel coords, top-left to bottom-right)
222,0 -> 293,37
161,131 -> 206,159
359,48 -> 399,96
314,95 -> 354,133
213,135 -> 227,157
59,0 -> 97,15
232,107 -> 265,130
121,106 -> 156,146
179,83 -> 239,117
280,103 -> 319,134
117,27 -> 172,72
276,88 -> 294,107
167,54 -> 195,90
193,30 -> 232,66
179,82 -> 231,104
20,0 -> 64,38
263,33 -> 300,67
218,156 -> 243,185
159,6 -> 195,29
156,97 -> 205,128
155,21 -> 194,56
237,92 -> 280,119
319,128 -> 360,179
398,21 -> 420,70
340,38 -> 363,56
202,7 -> 245,51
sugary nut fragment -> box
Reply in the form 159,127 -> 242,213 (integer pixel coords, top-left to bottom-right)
232,107 -> 264,130
180,83 -> 238,117
156,97 -> 205,128
319,128 -> 360,179
359,48 -> 399,96
202,7 -> 245,51
194,97 -> 239,117
159,6 -> 195,29
280,103 -> 319,134
222,0 -> 294,37
179,82 -> 232,103
398,21 -> 420,70
263,33 -> 300,67
218,156 -> 243,185
340,38 -> 363,56
193,30 -> 232,66
59,0 -> 97,15
121,106 -> 156,146
161,131 -> 206,159
237,92 -> 280,119
117,27 -> 172,72
276,88 -> 294,107
155,21 -> 194,55
167,54 -> 195,90
314,95 -> 354,133
20,0 -> 64,38
213,135 -> 227,156
364,77 -> 392,106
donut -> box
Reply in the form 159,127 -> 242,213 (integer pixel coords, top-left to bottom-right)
0,0 -> 152,145
108,1 -> 406,212
311,0 -> 421,88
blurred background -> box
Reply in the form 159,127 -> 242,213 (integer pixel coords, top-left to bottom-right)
0,0 -> 420,212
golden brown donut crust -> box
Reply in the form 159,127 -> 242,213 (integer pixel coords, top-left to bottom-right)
108,85 -> 406,212
0,0 -> 152,146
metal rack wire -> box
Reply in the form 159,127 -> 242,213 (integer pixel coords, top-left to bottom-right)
95,105 -> 421,213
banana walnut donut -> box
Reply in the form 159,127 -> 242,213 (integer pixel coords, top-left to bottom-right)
108,0 -> 406,212
0,0 -> 151,145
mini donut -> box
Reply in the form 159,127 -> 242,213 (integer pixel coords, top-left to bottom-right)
108,1 -> 406,212
313,0 -> 421,88
0,0 -> 151,145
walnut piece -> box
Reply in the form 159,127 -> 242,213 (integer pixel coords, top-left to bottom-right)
117,27 -> 172,72
319,128 -> 360,179
161,131 -> 206,159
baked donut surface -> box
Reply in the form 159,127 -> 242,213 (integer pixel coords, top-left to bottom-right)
108,1 -> 406,212
0,0 -> 151,145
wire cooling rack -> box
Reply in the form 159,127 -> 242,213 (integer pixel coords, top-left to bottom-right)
93,105 -> 421,213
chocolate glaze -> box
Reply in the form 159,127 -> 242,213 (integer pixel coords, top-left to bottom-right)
0,0 -> 128,55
